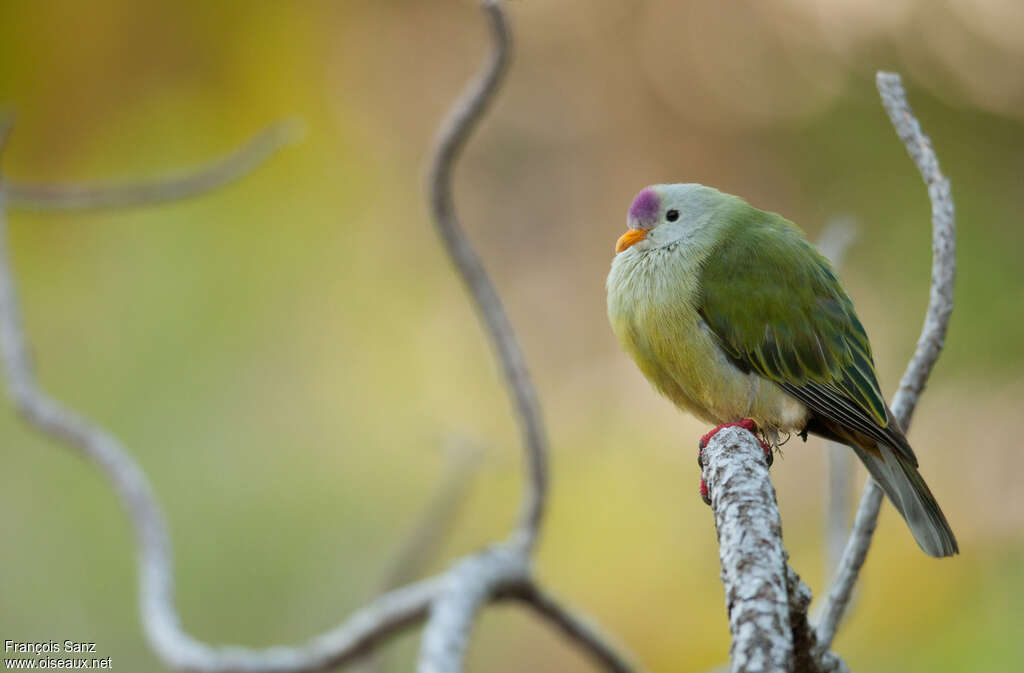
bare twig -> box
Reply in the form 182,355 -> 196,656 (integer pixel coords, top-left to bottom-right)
0,119 -> 459,673
426,0 -> 548,554
878,73 -> 956,430
415,4 -> 547,670
511,584 -> 650,673
414,4 -> 651,670
701,427 -> 792,673
823,443 -> 854,581
418,547 -> 529,673
814,485 -> 883,651
5,119 -> 302,212
3,3 -> 647,673
815,218 -> 860,579
815,71 -> 956,650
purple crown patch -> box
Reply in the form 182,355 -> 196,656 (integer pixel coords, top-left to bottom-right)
628,188 -> 660,223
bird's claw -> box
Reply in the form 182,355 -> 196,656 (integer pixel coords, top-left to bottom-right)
697,418 -> 774,505
699,475 -> 712,506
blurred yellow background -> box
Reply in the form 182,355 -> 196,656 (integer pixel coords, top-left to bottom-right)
1,1 -> 1022,671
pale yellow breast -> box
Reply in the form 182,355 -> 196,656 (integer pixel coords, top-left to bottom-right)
607,246 -> 808,432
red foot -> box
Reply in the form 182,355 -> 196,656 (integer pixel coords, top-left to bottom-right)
697,419 -> 774,506
699,419 -> 758,450
699,476 -> 712,506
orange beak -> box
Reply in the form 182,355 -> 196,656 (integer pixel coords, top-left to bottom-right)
615,228 -> 647,253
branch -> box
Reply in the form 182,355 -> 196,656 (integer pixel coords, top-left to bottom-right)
813,486 -> 883,652
878,73 -> 956,430
0,120 -> 458,673
701,427 -> 851,673
823,442 -> 854,581
413,4 -> 654,670
511,584 -> 650,673
4,119 -> 302,212
701,427 -> 792,672
815,71 -> 956,650
3,4 -> 646,673
417,547 -> 529,673
416,559 -> 651,673
426,0 -> 548,554
414,3 -> 551,669
785,570 -> 849,673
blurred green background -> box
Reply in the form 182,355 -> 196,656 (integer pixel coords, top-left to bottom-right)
1,1 -> 1022,671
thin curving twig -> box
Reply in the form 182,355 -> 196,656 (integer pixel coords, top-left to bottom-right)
414,5 -> 652,671
5,119 -> 302,212
415,4 -> 547,670
815,71 -> 956,650
0,121 -> 448,673
3,3 -> 644,672
426,0 -> 548,554
511,584 -> 650,673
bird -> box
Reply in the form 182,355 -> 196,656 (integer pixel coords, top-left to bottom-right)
606,183 -> 957,557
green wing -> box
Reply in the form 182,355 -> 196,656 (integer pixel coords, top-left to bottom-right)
697,205 -> 916,463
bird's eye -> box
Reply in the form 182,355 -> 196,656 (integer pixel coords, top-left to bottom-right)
666,209 -> 679,222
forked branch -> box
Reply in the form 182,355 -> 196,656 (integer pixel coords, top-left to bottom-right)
427,0 -> 547,554
0,2 -> 642,673
0,114 -> 454,673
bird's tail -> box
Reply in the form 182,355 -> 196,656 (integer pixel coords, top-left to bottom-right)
849,443 -> 958,557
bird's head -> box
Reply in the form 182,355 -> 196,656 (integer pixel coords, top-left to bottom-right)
615,183 -> 728,254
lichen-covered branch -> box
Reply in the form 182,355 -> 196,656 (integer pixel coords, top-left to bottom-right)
701,427 -> 792,672
785,570 -> 849,673
815,70 -> 956,650
5,120 -> 301,212
701,426 -> 851,673
426,0 -> 548,554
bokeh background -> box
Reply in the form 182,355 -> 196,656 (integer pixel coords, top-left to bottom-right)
1,1 -> 1022,671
